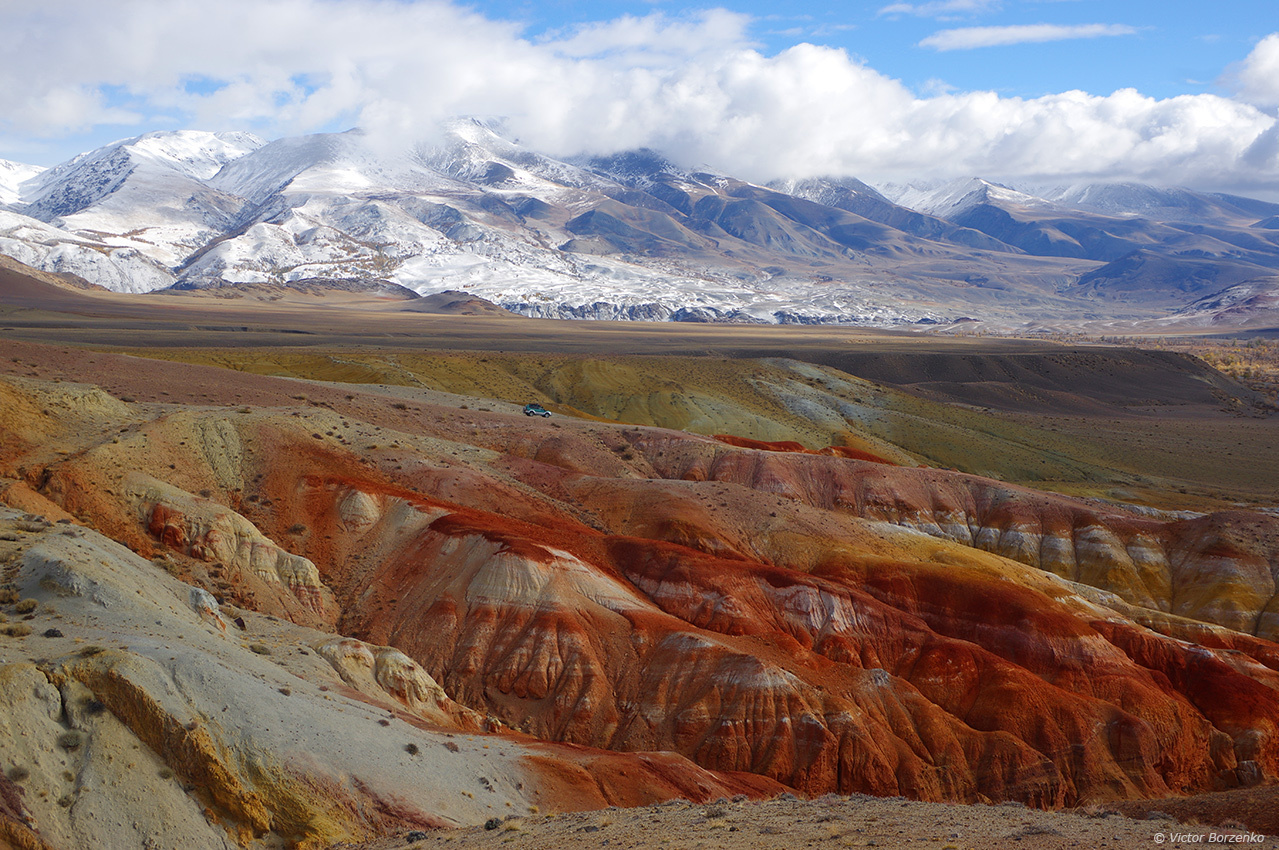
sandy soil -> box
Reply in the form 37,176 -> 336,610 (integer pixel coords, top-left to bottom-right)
337,794 -> 1279,850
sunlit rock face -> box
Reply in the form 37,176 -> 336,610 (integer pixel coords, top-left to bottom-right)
267,461 -> 1279,805
130,474 -> 336,624
627,437 -> 1279,641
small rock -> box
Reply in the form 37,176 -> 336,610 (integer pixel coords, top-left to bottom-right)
484,818 -> 503,830
42,628 -> 64,638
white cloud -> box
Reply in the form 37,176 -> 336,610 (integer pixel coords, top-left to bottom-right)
0,1 -> 1275,196
920,23 -> 1137,51
1230,33 -> 1279,108
541,9 -> 755,62
879,0 -> 1000,18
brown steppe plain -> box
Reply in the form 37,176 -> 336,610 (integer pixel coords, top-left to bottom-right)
1,257 -> 1278,849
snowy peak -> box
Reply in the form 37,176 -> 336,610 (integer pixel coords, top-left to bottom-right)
20,130 -> 264,221
21,146 -> 134,220
771,176 -> 1019,253
416,118 -> 611,192
580,148 -> 689,188
0,158 -> 44,206
883,178 -> 1053,219
119,130 -> 265,181
209,130 -> 404,204
769,176 -> 889,206
884,178 -> 1279,228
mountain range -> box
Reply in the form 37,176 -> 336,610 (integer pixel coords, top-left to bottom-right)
3,121 -> 1279,329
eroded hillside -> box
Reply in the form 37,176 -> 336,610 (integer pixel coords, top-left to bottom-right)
118,344 -> 1279,509
1,337 -> 1278,848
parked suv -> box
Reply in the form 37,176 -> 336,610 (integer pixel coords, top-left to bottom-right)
523,403 -> 551,418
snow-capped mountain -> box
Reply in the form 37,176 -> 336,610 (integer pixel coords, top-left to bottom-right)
177,120 -> 1040,322
0,208 -> 177,293
23,130 -> 262,217
1035,183 -> 1279,226
882,176 -> 1279,305
0,159 -> 44,206
773,177 -> 1013,252
3,124 -> 1279,324
0,131 -> 267,292
21,130 -> 264,266
880,178 -> 1055,221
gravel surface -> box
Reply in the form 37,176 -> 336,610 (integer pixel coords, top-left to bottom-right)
336,793 -> 1279,850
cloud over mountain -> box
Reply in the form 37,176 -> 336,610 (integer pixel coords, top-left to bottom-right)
1232,33 -> 1279,108
0,0 -> 1276,194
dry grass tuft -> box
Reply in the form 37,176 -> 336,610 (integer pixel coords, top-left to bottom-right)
57,730 -> 85,751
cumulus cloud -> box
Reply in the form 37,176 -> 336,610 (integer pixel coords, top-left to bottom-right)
0,0 -> 1275,195
1229,33 -> 1279,108
0,0 -> 536,140
919,23 -> 1137,51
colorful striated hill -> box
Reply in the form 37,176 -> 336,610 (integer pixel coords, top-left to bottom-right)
1,328 -> 1278,847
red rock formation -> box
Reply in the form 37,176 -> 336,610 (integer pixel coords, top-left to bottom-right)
714,434 -> 897,464
0,771 -> 54,850
522,746 -> 786,811
5,366 -> 1279,813
623,435 -> 1279,641
268,466 -> 1279,805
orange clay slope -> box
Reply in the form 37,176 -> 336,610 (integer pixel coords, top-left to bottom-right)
1,338 -> 1278,819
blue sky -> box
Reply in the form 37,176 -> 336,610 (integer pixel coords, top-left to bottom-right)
465,0 -> 1269,101
1,0 -> 1276,194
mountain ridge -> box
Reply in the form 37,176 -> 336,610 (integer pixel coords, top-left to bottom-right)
3,125 -> 1279,328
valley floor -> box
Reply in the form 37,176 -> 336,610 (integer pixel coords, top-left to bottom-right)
340,793 -> 1279,850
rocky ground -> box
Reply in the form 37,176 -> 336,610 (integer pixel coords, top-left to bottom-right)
341,794 -> 1279,850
